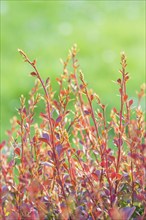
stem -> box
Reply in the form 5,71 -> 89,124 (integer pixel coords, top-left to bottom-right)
102,108 -> 113,207
130,152 -> 134,205
125,84 -> 135,206
71,55 -> 98,150
70,148 -> 98,206
20,113 -> 24,168
116,93 -> 124,174
85,88 -> 99,139
115,54 -> 127,194
18,50 -> 69,203
18,50 -> 54,147
105,157 -> 113,207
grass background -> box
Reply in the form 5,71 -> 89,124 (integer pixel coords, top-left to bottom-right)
1,0 -> 145,141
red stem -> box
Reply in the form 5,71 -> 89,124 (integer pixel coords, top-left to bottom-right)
18,50 -> 68,202
115,61 -> 125,194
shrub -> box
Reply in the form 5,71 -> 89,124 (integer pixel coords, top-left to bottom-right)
1,45 -> 146,220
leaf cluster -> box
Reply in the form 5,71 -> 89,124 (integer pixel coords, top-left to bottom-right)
1,46 -> 146,220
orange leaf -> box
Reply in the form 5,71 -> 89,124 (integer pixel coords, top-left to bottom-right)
39,138 -> 49,144
98,112 -> 102,118
111,172 -> 116,179
91,173 -> 98,182
116,173 -> 122,180
123,94 -> 128,101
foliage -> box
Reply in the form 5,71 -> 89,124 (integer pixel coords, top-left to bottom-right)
1,46 -> 146,219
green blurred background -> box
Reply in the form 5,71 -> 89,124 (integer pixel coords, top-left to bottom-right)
1,0 -> 145,141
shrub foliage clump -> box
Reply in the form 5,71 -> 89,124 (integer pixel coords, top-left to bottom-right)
1,46 -> 146,220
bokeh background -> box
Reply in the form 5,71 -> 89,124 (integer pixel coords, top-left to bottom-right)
1,0 -> 145,141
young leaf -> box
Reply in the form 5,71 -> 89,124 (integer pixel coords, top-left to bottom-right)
98,112 -> 102,118
117,78 -> 121,84
129,99 -> 133,107
113,107 -> 117,113
30,72 -> 37,77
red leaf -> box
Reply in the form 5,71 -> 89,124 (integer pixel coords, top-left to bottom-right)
84,110 -> 91,115
129,153 -> 139,160
0,141 -> 6,150
91,173 -> 98,182
70,73 -> 76,79
111,172 -> 116,179
113,107 -> 117,113
116,173 -> 122,180
30,72 -> 37,77
117,78 -> 121,84
123,94 -> 128,101
98,112 -> 102,118
119,88 -> 122,94
94,208 -> 102,218
70,166 -> 76,181
111,172 -> 122,180
113,138 -> 123,147
101,104 -> 105,109
32,59 -> 37,66
65,110 -> 70,115
53,100 -> 59,110
60,90 -> 67,96
14,147 -> 21,156
40,112 -> 48,120
39,138 -> 49,144
45,77 -> 50,85
125,75 -> 129,81
129,99 -> 133,107
84,164 -> 90,172
17,120 -> 21,125
108,155 -> 115,162
101,161 -> 106,168
90,94 -> 94,101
